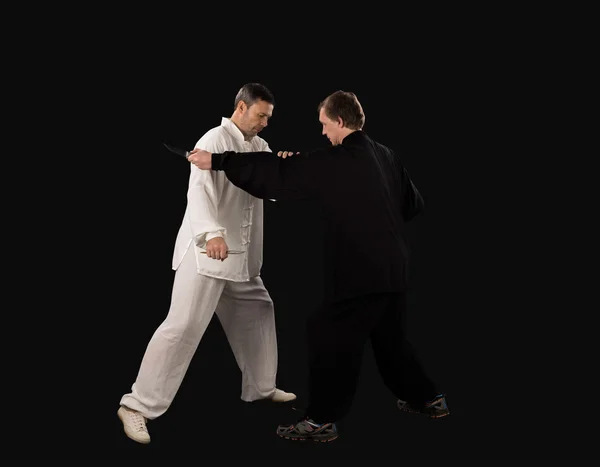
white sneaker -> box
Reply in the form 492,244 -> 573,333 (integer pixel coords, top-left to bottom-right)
271,388 -> 297,403
117,406 -> 151,444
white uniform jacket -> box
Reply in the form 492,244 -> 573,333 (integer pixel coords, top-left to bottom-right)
172,117 -> 271,282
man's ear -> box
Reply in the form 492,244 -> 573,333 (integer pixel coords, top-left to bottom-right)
337,116 -> 345,128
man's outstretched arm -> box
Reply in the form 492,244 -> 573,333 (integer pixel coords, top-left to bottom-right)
187,149 -> 315,201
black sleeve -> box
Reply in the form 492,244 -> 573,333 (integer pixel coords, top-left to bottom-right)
211,150 -> 316,201
400,166 -> 425,222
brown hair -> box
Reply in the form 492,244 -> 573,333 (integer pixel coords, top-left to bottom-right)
317,90 -> 365,130
234,83 -> 275,111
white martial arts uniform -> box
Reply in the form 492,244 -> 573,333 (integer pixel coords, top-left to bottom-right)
120,118 -> 278,419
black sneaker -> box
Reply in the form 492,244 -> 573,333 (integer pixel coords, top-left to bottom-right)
397,394 -> 450,418
276,417 -> 339,442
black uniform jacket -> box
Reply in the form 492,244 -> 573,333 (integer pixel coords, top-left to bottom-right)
211,130 -> 424,304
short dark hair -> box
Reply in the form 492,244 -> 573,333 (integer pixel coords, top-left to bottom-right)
234,83 -> 275,111
318,90 -> 365,130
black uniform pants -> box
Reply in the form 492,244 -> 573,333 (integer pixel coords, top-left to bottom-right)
305,292 -> 439,423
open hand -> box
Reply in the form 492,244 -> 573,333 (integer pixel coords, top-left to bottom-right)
277,151 -> 299,159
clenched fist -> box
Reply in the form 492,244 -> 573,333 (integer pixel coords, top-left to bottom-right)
205,237 -> 228,261
187,149 -> 212,170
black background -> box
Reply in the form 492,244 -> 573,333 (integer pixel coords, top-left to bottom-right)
97,46 -> 502,463
14,8 -> 570,462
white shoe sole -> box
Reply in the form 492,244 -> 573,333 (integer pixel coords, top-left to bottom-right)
272,392 -> 297,403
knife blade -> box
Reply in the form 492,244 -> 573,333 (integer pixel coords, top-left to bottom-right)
163,143 -> 190,159
199,250 -> 244,254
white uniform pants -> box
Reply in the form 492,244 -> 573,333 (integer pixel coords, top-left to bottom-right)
120,246 -> 278,419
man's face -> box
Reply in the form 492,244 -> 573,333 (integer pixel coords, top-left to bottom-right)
319,108 -> 343,146
238,99 -> 273,137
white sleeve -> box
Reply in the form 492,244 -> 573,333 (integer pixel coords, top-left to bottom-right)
186,131 -> 227,247
262,139 -> 272,153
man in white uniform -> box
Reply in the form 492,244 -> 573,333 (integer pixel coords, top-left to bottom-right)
118,83 -> 296,444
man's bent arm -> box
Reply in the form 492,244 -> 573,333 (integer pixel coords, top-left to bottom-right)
187,137 -> 227,247
400,167 -> 425,222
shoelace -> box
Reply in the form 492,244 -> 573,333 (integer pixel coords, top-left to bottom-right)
129,411 -> 148,432
425,395 -> 444,408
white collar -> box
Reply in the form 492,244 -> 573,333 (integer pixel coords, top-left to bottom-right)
221,117 -> 252,143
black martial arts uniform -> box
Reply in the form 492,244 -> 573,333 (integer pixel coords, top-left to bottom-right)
210,130 -> 440,422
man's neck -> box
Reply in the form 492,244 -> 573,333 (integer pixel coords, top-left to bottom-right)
229,115 -> 252,141
341,129 -> 358,142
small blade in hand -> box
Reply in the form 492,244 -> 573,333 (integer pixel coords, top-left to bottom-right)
163,143 -> 190,159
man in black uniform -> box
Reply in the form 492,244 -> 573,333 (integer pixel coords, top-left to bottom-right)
186,90 -> 449,442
